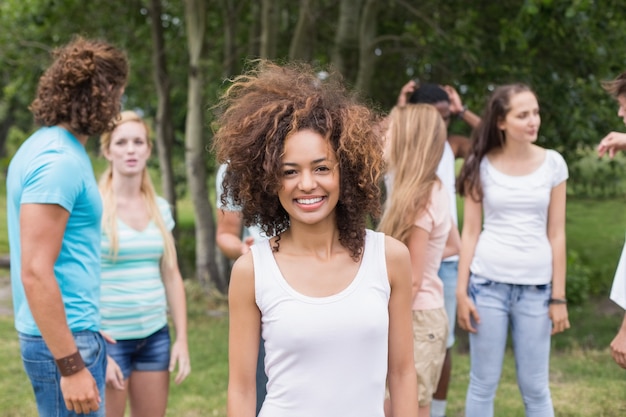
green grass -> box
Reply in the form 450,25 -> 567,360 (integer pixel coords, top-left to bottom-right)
566,197 -> 626,295
2,286 -> 626,416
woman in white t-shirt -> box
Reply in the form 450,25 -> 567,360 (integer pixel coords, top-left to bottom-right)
456,84 -> 570,417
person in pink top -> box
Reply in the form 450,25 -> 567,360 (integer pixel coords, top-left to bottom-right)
379,104 -> 460,417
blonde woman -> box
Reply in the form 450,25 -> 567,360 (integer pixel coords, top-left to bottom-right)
378,104 -> 460,417
99,111 -> 190,417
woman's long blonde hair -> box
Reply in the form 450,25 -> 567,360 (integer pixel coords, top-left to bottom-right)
377,104 -> 446,243
99,110 -> 176,267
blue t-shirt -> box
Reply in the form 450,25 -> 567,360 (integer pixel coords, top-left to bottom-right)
7,126 -> 102,335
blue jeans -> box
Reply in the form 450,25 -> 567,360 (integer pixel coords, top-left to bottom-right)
465,275 -> 554,417
438,259 -> 459,348
106,326 -> 171,379
19,330 -> 107,417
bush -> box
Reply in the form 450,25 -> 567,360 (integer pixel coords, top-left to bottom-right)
568,145 -> 626,198
566,250 -> 591,306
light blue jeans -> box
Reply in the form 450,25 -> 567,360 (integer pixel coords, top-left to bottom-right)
438,259 -> 459,348
19,330 -> 107,417
465,275 -> 554,417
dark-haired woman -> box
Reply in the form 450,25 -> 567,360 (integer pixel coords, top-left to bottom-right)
456,84 -> 569,417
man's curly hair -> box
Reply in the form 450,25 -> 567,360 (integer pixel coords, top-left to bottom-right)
29,36 -> 129,137
213,61 -> 383,261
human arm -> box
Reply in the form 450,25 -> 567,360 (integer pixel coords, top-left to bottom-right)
161,249 -> 191,384
396,80 -> 418,107
105,355 -> 125,390
216,209 -> 254,261
406,226 -> 429,301
456,196 -> 482,333
20,203 -> 101,413
227,253 -> 261,417
442,219 -> 461,259
447,134 -> 473,160
610,313 -> 626,368
443,85 -> 481,129
385,236 -> 419,417
597,131 -> 626,159
547,181 -> 570,335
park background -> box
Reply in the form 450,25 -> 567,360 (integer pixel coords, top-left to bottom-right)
1,0 -> 626,415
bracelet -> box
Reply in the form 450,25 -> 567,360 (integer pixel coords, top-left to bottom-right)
457,105 -> 468,119
548,297 -> 567,305
55,351 -> 85,377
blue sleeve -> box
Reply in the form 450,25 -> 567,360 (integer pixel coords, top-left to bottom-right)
156,196 -> 175,231
20,150 -> 84,212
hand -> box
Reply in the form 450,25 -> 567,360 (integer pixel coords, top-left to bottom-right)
105,355 -> 125,391
241,236 -> 255,256
99,331 -> 116,344
396,80 -> 418,107
598,131 -> 626,158
169,339 -> 191,385
549,303 -> 570,335
442,85 -> 464,115
611,326 -> 626,369
60,368 -> 101,414
457,294 -> 480,333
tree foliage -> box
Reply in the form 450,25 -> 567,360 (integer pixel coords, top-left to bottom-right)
2,0 -> 626,289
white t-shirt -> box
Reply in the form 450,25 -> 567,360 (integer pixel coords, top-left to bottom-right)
253,230 -> 389,417
215,163 -> 265,242
470,149 -> 568,285
435,141 -> 459,262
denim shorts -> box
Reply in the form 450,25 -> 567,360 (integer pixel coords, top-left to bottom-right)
19,330 -> 106,417
106,326 -> 171,380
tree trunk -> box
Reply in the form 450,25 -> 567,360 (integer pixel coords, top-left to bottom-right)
354,0 -> 378,95
260,0 -> 279,59
220,0 -> 238,76
289,0 -> 316,61
183,0 -> 225,293
148,0 -> 177,223
331,0 -> 364,84
0,99 -> 16,160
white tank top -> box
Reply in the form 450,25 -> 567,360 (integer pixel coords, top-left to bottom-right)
252,229 -> 390,417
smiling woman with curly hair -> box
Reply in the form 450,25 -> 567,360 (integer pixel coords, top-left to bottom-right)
213,60 -> 418,417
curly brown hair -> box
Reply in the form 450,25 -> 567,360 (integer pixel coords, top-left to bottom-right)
213,60 -> 383,260
29,36 -> 129,137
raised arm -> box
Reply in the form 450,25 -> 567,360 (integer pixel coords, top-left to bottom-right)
443,85 -> 481,129
598,131 -> 626,159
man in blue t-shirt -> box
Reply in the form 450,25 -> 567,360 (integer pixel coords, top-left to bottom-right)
6,37 -> 128,417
